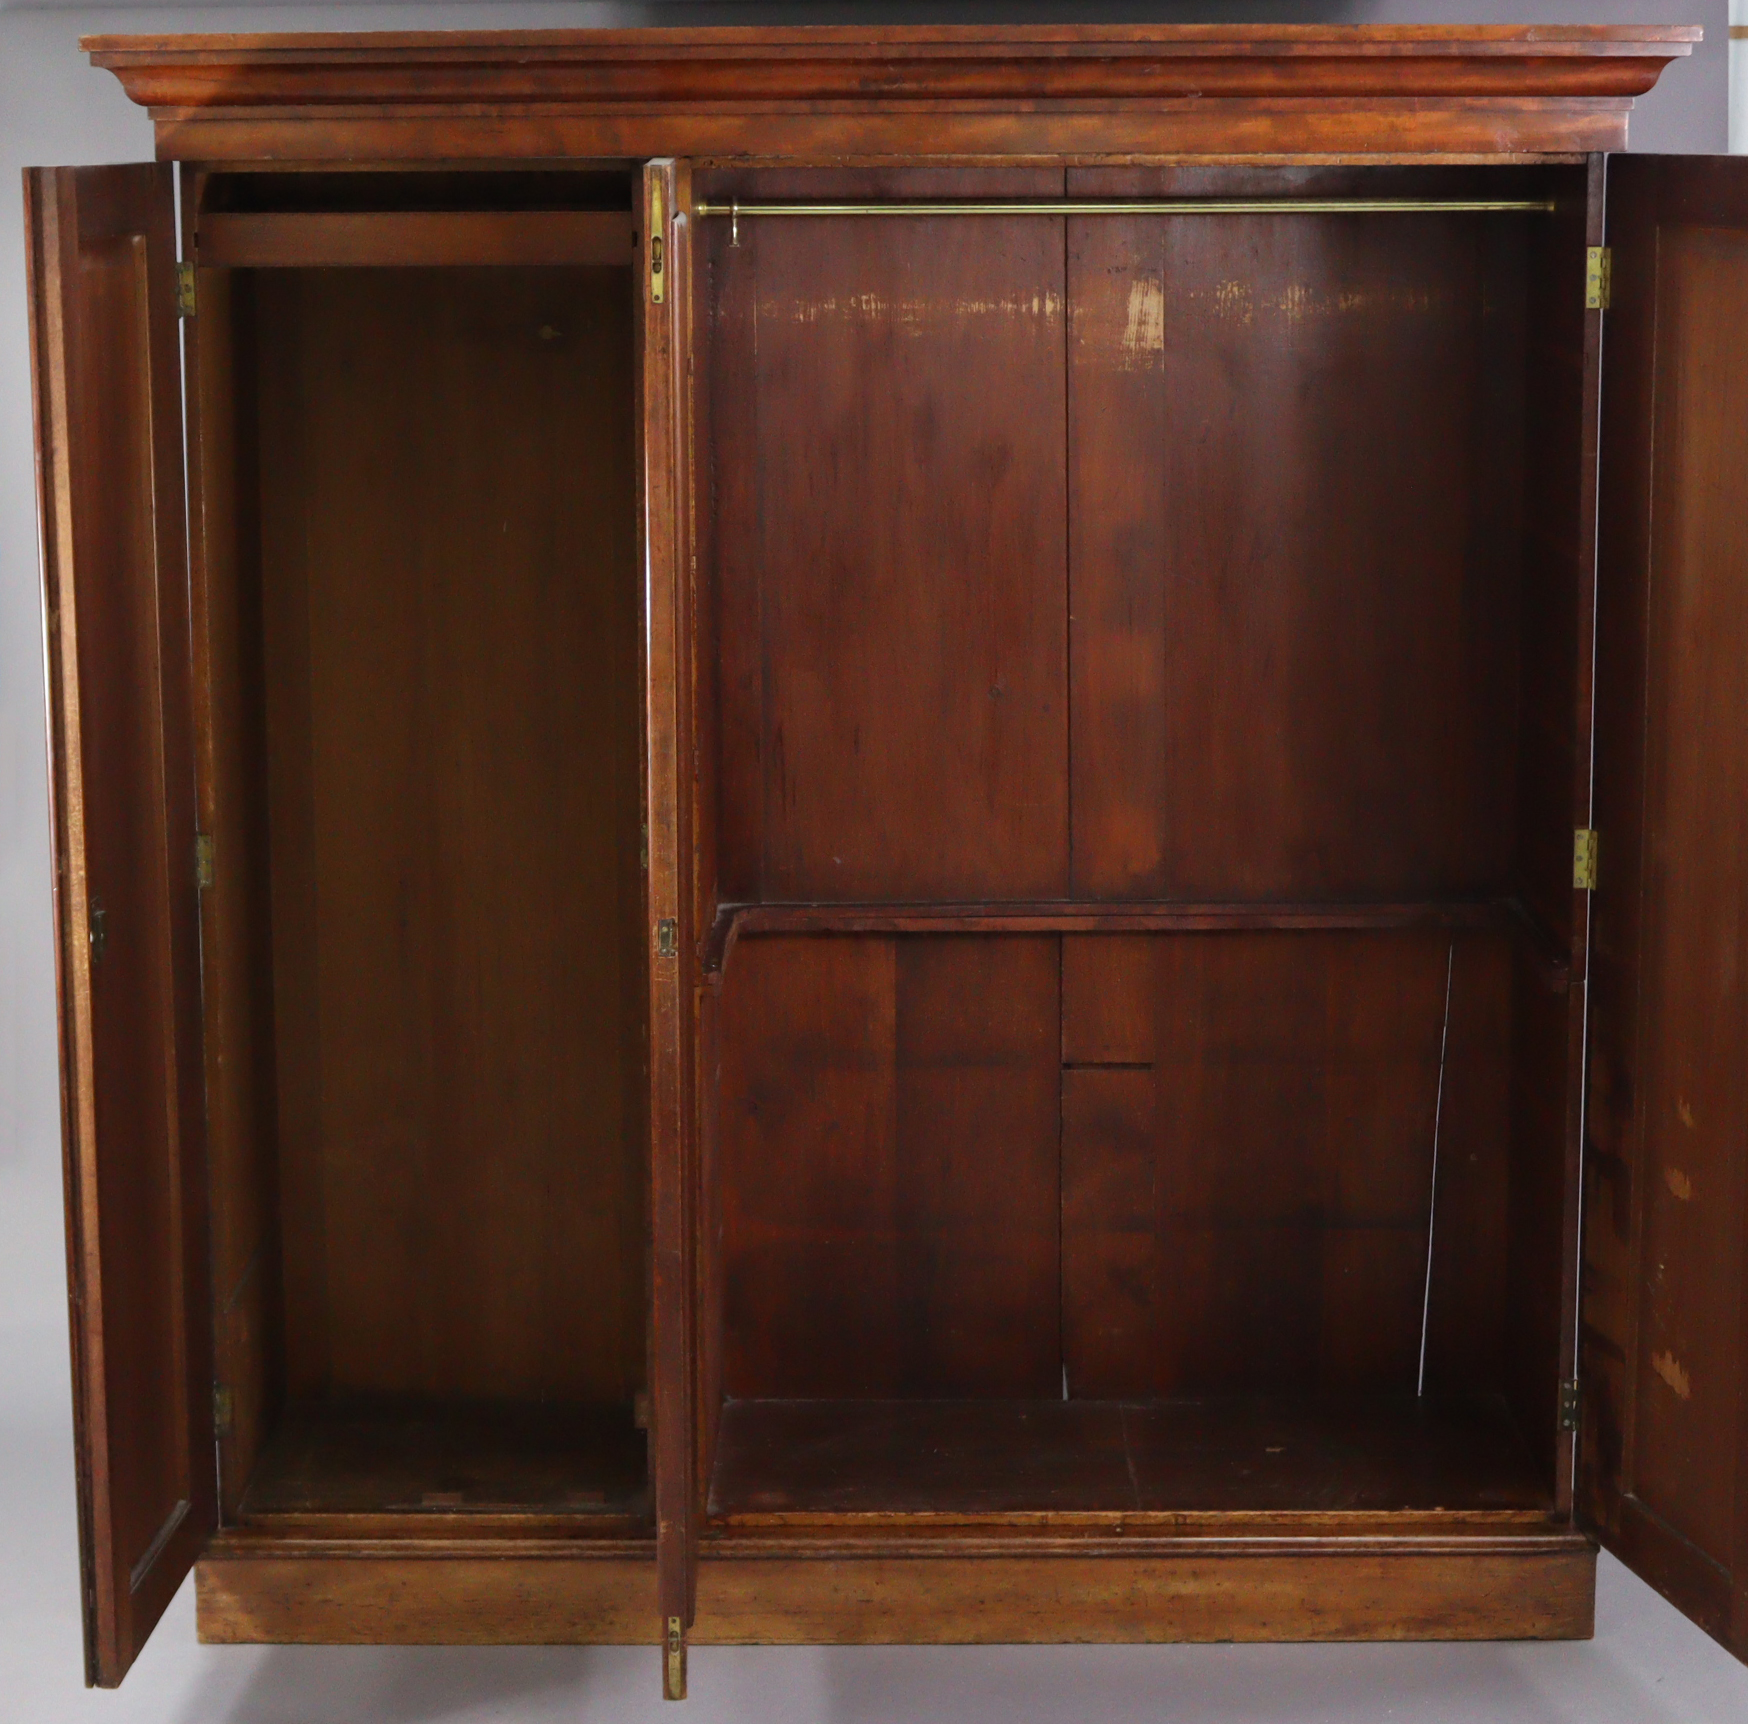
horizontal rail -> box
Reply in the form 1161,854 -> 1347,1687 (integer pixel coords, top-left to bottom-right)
700,895 -> 1573,993
693,197 -> 1557,219
197,209 -> 634,269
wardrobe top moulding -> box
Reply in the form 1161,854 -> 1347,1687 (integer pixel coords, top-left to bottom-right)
82,24 -> 1700,163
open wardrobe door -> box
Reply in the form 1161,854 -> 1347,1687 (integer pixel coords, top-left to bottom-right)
1581,152 -> 1748,1661
25,164 -> 215,1686
641,157 -> 699,1700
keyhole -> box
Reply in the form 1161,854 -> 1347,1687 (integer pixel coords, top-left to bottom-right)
89,899 -> 107,964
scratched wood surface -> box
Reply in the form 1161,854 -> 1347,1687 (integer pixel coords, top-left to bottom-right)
1583,155 -> 1748,1659
710,1393 -> 1548,1518
1066,165 -> 1524,902
706,166 -> 1069,903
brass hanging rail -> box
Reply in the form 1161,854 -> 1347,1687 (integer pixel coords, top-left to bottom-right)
694,197 -> 1557,221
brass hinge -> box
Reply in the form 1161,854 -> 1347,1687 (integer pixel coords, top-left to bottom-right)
1585,246 -> 1612,312
1573,828 -> 1600,891
655,917 -> 679,958
1559,1378 -> 1581,1433
664,1617 -> 687,1701
649,180 -> 666,304
195,833 -> 215,891
212,1385 -> 234,1436
176,261 -> 197,318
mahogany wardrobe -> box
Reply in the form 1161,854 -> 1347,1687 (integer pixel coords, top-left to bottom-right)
24,20 -> 1748,1702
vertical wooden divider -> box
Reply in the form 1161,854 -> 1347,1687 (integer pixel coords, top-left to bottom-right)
642,157 -> 697,1701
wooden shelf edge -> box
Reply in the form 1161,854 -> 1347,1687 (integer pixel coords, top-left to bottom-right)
702,895 -> 1572,984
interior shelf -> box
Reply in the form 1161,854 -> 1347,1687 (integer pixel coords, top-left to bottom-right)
709,1395 -> 1552,1521
238,1401 -> 649,1521
703,897 -> 1571,991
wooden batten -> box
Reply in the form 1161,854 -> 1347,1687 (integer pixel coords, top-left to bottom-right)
195,209 -> 634,268
82,25 -> 1697,161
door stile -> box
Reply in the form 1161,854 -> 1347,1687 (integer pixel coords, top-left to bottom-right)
642,156 -> 699,1700
1555,152 -> 1610,1519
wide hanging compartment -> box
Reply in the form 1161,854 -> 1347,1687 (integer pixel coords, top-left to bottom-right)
691,159 -> 1597,1527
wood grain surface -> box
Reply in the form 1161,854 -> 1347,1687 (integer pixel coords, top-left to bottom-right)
708,166 -> 1069,903
719,935 -> 1061,1398
249,263 -> 644,1409
26,162 -> 216,1688
1583,154 -> 1748,1660
191,1535 -> 1597,1646
710,1393 -> 1549,1519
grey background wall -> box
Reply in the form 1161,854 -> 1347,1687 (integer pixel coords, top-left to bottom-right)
2,7 -> 1745,1721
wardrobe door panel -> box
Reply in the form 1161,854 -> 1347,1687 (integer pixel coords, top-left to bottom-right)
25,163 -> 214,1687
1583,152 -> 1748,1663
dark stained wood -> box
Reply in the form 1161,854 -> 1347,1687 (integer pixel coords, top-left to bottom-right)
198,1545 -> 658,1644
197,209 -> 634,268
710,1394 -> 1549,1520
185,258 -> 284,1521
25,163 -> 216,1687
1582,154 -> 1748,1662
1419,937 -> 1513,1400
148,107 -> 1641,167
1066,165 -> 1523,902
197,167 -> 634,216
82,26 -> 1695,163
712,1400 -> 1130,1518
196,1538 -> 1594,1647
46,23 -> 1730,1684
707,166 -> 1069,903
1506,941 -> 1582,1504
719,936 -> 1061,1398
703,896 -> 1530,980
1497,157 -> 1602,1522
692,1541 -> 1594,1644
1515,157 -> 1604,952
1061,932 -> 1493,1397
642,158 -> 698,1669
238,1402 -> 647,1521
85,24 -> 1699,96
248,262 -> 644,1407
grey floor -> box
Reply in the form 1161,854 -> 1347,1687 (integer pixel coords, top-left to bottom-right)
3,1325 -> 1746,1724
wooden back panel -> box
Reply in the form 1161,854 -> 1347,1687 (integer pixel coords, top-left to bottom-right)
707,168 -> 1070,903
1067,167 -> 1525,900
1062,930 -> 1510,1398
718,927 -> 1517,1406
719,934 -> 1062,1397
249,264 -> 645,1407
707,168 -> 1551,910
